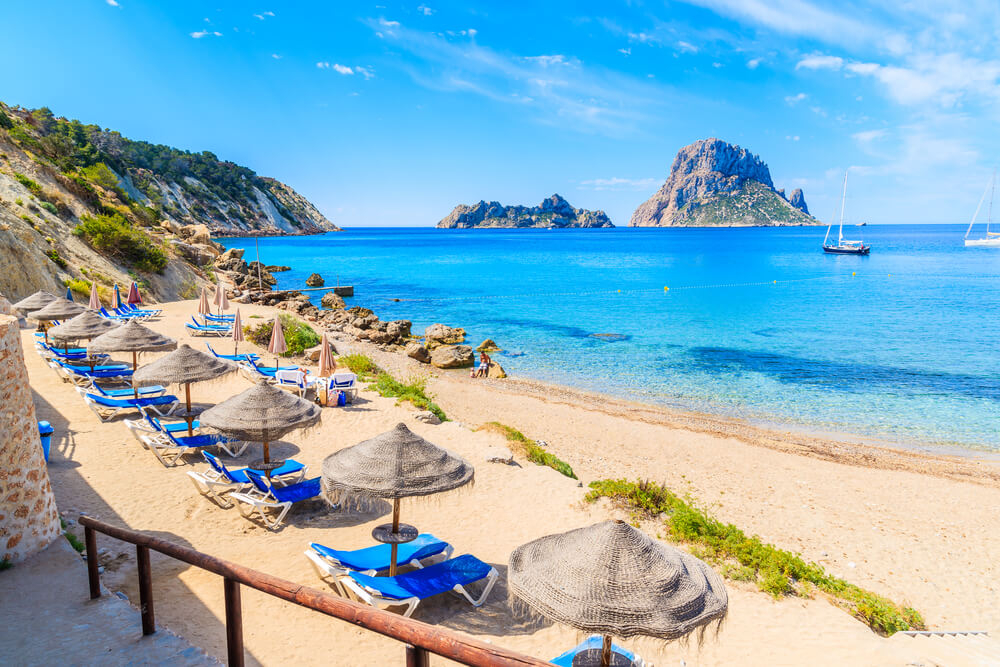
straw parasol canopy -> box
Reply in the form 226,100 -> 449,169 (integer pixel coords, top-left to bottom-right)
49,310 -> 120,343
509,520 -> 728,666
199,380 -> 321,462
321,423 -> 474,574
89,318 -> 177,373
28,297 -> 87,322
133,343 -> 238,434
267,314 -> 286,368
231,308 -> 245,356
12,290 -> 57,313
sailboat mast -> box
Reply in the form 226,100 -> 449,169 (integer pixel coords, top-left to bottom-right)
966,174 -> 993,239
838,169 -> 849,243
989,169 -> 995,236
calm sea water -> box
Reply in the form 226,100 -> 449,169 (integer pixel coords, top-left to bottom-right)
220,225 -> 1000,452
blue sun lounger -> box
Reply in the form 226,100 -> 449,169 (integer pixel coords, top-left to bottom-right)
550,636 -> 646,667
187,451 -> 306,502
239,357 -> 298,382
51,361 -> 132,385
205,343 -> 259,363
120,303 -> 161,317
76,387 -> 178,422
230,470 -> 323,529
203,313 -> 236,323
138,416 -> 246,466
342,554 -> 498,618
306,534 -> 454,585
90,383 -> 166,399
186,317 -> 231,336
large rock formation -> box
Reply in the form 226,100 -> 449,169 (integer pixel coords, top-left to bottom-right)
629,138 -> 819,227
438,194 -> 614,229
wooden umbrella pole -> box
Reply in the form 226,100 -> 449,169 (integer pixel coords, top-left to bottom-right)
600,635 -> 612,667
389,498 -> 401,576
263,439 -> 270,463
185,383 -> 193,436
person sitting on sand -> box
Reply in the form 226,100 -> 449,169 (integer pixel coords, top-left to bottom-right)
476,351 -> 492,378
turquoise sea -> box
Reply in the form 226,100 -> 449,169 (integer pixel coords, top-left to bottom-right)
220,225 -> 1000,452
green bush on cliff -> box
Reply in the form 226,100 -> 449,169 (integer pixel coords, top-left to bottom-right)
243,313 -> 319,356
14,173 -> 42,195
45,249 -> 67,269
585,479 -> 924,635
73,212 -> 167,273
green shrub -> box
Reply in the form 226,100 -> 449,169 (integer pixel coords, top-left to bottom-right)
585,479 -> 924,635
40,201 -> 58,215
370,373 -> 448,422
0,557 -> 11,571
14,173 -> 41,195
480,422 -> 576,478
73,212 -> 167,272
243,313 -> 319,356
45,249 -> 67,269
60,519 -> 85,554
338,353 -> 380,379
80,162 -> 120,192
0,108 -> 12,130
14,197 -> 22,206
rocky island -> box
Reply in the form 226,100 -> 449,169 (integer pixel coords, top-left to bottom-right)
630,138 -> 819,227
437,194 -> 614,229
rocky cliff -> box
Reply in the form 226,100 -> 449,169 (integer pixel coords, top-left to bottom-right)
629,138 -> 819,227
437,194 -> 614,229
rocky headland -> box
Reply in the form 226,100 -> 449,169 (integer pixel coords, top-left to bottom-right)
437,194 -> 613,229
629,138 -> 819,227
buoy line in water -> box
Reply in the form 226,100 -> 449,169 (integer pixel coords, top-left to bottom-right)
384,272 -> 887,303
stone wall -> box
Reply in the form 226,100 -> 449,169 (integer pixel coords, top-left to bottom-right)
0,314 -> 59,563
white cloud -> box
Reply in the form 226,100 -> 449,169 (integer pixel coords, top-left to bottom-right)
271,53 -> 282,60
618,48 -> 631,56
106,0 -> 119,6
190,31 -> 222,39
712,62 -> 723,68
254,11 -> 275,20
784,92 -> 807,105
785,135 -> 800,141
796,54 -> 843,70
355,66 -> 375,80
579,177 -> 660,191
417,5 -> 433,15
332,64 -> 354,75
524,55 -> 569,67
676,41 -> 698,53
380,18 -> 401,27
747,58 -> 761,69
316,61 -> 330,69
852,129 -> 886,143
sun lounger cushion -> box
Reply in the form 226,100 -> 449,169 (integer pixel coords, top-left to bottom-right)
347,555 -> 493,601
90,393 -> 176,408
311,535 -> 450,574
550,636 -> 644,667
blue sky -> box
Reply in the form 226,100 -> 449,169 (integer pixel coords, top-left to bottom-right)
2,1 -> 999,226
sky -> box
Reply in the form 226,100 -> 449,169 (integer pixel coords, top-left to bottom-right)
2,1 -> 999,227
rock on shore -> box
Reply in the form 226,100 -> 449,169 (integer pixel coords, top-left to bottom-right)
437,194 -> 614,229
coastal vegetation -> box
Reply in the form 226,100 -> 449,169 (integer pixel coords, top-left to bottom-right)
73,213 -> 167,273
480,422 -> 576,478
586,479 -> 924,635
60,519 -> 84,554
339,353 -> 380,379
244,313 -> 320,356
64,277 -> 110,304
338,353 -> 448,421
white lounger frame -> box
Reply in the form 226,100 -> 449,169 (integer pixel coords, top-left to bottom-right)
339,565 -> 498,618
304,543 -> 454,595
188,464 -> 305,504
76,386 -> 177,422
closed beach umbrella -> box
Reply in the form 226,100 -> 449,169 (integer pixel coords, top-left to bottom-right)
12,290 -> 57,314
200,380 -> 321,464
65,286 -> 73,301
318,332 -> 335,377
134,344 -> 237,435
89,320 -> 177,396
112,284 -> 122,310
213,284 -> 229,315
29,298 -> 87,343
197,286 -> 211,318
509,520 -> 728,667
231,308 -> 245,356
48,310 -> 120,368
88,281 -> 101,310
267,314 -> 287,369
127,282 -> 142,305
321,422 -> 474,574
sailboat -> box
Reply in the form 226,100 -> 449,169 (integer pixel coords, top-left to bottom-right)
964,170 -> 1000,247
823,169 -> 870,255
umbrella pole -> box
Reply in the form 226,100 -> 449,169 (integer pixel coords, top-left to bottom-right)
132,351 -> 139,399
601,635 -> 612,667
185,383 -> 193,436
389,498 -> 401,576
263,439 -> 270,464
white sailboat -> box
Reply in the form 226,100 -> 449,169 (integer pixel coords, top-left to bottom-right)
823,169 -> 870,255
964,170 -> 1000,247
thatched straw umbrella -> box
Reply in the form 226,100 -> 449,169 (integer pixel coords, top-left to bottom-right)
509,520 -> 728,667
267,314 -> 286,369
321,423 -> 474,574
133,344 -> 237,435
89,320 -> 177,397
199,380 -> 321,466
12,290 -> 57,314
48,310 -> 121,369
29,298 -> 88,343
231,308 -> 245,356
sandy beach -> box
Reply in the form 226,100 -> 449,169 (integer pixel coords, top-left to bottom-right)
27,298 -> 1000,666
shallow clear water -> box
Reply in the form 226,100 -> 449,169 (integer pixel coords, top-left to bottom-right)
220,225 -> 1000,451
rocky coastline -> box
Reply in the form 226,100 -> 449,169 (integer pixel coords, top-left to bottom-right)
437,193 -> 613,229
213,248 -> 505,375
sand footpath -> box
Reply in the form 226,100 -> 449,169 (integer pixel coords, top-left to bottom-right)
27,298 -> 1000,666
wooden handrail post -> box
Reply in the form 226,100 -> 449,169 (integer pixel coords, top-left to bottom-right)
224,578 -> 245,667
406,645 -> 430,667
136,545 -> 156,635
85,526 -> 100,599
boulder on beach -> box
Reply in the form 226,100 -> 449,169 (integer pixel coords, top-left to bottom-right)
413,411 -> 441,425
180,223 -> 213,246
431,344 -> 474,368
425,323 -> 466,349
406,342 -> 431,363
321,292 -> 346,310
305,273 -> 324,287
476,338 -> 501,352
486,362 -> 507,379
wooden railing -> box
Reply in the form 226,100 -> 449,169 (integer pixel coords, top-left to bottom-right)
80,516 -> 549,667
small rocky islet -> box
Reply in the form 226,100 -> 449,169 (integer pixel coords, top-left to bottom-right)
437,193 -> 613,229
